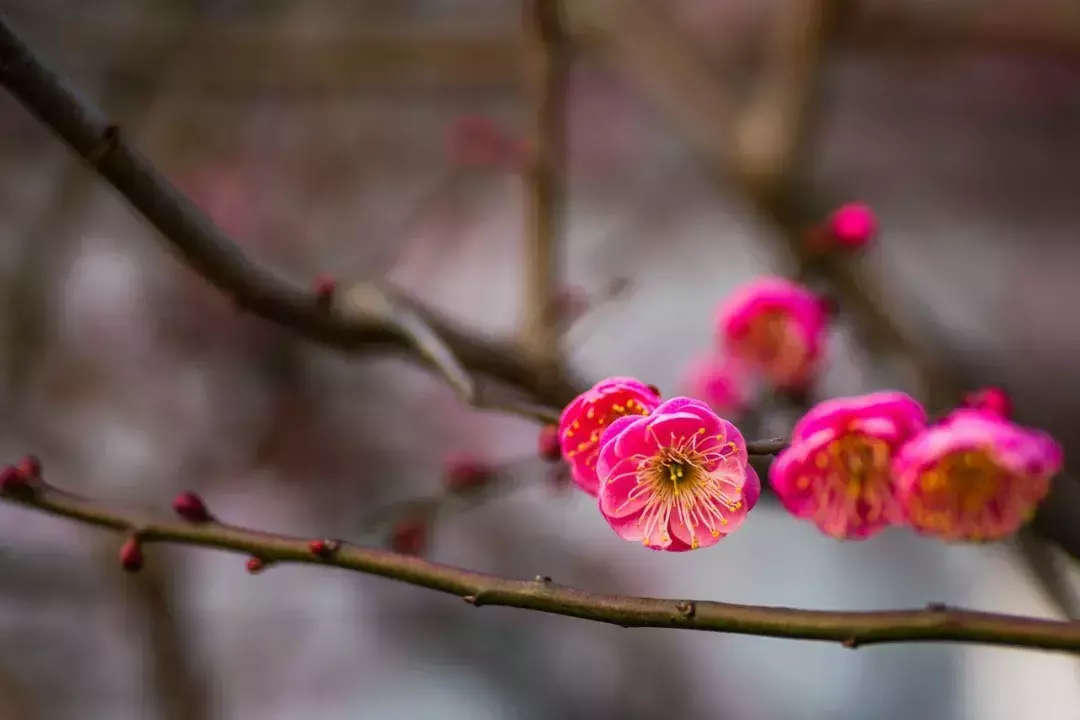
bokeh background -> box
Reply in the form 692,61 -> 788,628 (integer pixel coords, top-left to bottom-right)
2,1 -> 1080,718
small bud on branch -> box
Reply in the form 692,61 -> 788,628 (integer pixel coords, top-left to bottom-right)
17,454 -> 41,479
119,536 -> 144,573
538,425 -> 561,462
172,491 -> 211,523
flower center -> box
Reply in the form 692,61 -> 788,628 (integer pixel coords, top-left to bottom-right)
910,449 -> 1016,540
800,433 -> 892,535
625,435 -> 744,549
663,459 -> 697,487
920,449 -> 1002,515
735,310 -> 807,381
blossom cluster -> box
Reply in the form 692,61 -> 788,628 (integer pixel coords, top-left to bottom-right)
558,376 -> 1061,550
553,204 -> 1061,550
683,205 -> 876,415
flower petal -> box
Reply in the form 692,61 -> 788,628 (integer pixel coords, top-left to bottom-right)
598,458 -> 650,519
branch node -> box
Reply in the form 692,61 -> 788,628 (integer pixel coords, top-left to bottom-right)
841,637 -> 859,649
926,602 -> 948,613
313,274 -> 336,309
675,601 -> 696,618
462,594 -> 478,605
534,575 -> 553,585
87,123 -> 119,166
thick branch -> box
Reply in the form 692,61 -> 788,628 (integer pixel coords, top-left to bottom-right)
0,15 -> 583,414
2,481 -> 1079,654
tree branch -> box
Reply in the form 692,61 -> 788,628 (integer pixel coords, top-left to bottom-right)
521,0 -> 568,370
2,479 -> 1079,654
0,14 -> 583,416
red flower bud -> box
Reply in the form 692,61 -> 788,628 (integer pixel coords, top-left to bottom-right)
313,274 -> 336,307
119,537 -> 144,573
172,491 -> 211,523
0,465 -> 28,493
17,454 -> 41,479
827,203 -> 876,250
961,387 -> 1013,419
817,293 -> 839,317
538,425 -> 561,462
308,539 -> 338,559
443,454 -> 495,493
390,516 -> 428,556
246,556 -> 266,574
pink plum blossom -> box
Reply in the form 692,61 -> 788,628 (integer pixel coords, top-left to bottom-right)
716,276 -> 829,391
595,397 -> 759,551
681,353 -> 751,417
558,378 -> 662,496
894,410 -> 1062,542
827,203 -> 876,249
770,391 -> 927,539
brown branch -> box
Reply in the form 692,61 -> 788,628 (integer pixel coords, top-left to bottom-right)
2,480 -> 1080,654
521,0 -> 569,370
0,14 -> 584,417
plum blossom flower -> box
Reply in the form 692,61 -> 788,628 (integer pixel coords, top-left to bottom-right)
716,276 -> 829,391
769,391 -> 927,539
827,202 -> 877,249
895,410 -> 1062,542
559,378 -> 662,495
596,398 -> 759,551
681,353 -> 752,417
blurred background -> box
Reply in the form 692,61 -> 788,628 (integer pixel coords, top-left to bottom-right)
2,0 -> 1080,718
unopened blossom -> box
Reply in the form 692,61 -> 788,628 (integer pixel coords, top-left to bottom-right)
770,391 -> 927,539
895,410 -> 1062,542
681,354 -> 751,417
558,377 -> 662,496
827,203 -> 876,249
960,387 -> 1012,419
716,276 -> 829,391
445,116 -> 521,168
596,397 -> 759,551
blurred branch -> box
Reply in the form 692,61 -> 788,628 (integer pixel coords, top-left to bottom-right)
3,479 -> 1080,654
0,665 -> 37,720
8,4 -> 1079,98
520,0 -> 568,370
0,15 -> 584,417
103,547 -> 213,720
4,6 -> 219,720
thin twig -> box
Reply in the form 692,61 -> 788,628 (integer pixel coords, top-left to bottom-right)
1,480 -> 1079,654
0,14 -> 584,416
521,0 -> 568,370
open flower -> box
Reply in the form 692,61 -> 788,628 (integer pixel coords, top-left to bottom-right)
681,353 -> 752,418
715,276 -> 828,391
895,410 -> 1062,542
558,377 -> 662,496
596,398 -> 759,551
770,391 -> 927,539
